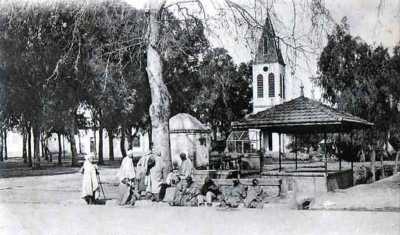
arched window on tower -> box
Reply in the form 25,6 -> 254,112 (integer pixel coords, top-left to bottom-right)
268,73 -> 275,97
257,74 -> 264,98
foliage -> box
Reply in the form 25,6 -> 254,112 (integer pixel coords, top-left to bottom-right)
314,18 -> 400,152
193,48 -> 252,139
287,134 -> 321,153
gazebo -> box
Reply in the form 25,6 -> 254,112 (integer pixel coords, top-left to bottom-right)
232,91 -> 374,176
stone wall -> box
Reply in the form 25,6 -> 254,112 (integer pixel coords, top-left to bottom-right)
327,169 -> 353,191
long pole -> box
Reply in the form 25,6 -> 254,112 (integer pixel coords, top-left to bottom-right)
324,132 -> 328,176
62,135 -> 65,159
259,130 -> 263,176
279,133 -> 282,172
295,135 -> 298,170
338,132 -> 342,171
350,131 -> 354,171
96,174 -> 106,200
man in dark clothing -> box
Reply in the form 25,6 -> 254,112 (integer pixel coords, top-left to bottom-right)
198,177 -> 221,206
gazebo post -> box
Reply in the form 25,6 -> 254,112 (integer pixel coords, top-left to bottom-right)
295,134 -> 298,170
338,132 -> 342,171
324,132 -> 328,176
259,130 -> 263,176
350,131 -> 354,171
279,133 -> 282,172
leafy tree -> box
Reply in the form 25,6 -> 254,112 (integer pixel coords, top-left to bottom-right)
315,19 -> 400,179
193,48 -> 251,140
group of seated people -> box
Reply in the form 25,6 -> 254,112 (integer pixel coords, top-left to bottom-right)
80,150 -> 264,208
169,176 -> 264,209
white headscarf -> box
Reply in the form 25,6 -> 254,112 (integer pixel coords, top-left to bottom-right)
84,153 -> 94,162
117,156 -> 136,182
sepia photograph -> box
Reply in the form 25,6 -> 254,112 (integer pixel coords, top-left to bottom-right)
0,0 -> 399,234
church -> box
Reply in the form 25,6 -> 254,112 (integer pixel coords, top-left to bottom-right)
249,16 -> 292,153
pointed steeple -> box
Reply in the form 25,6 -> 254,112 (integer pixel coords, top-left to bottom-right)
255,15 -> 285,65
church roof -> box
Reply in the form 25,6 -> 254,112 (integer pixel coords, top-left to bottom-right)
254,16 -> 285,65
232,95 -> 373,133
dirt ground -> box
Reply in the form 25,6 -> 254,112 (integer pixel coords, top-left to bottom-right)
310,173 -> 400,210
0,166 -> 399,235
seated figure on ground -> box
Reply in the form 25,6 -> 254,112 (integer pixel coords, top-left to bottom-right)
219,179 -> 246,208
80,154 -> 100,205
117,153 -> 139,206
198,177 -> 221,206
170,176 -> 200,207
243,179 -> 264,209
159,162 -> 181,201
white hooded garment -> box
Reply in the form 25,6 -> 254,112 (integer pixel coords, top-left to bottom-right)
117,157 -> 136,182
81,159 -> 99,198
149,157 -> 163,194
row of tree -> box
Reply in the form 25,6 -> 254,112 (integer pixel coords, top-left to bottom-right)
313,18 -> 400,176
0,1 -> 252,168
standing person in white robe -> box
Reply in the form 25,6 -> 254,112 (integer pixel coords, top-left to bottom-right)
149,151 -> 164,201
117,153 -> 137,206
80,154 -> 100,205
136,151 -> 153,195
179,153 -> 193,179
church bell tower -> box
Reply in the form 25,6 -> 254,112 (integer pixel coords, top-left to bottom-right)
252,16 -> 286,113
251,16 -> 289,153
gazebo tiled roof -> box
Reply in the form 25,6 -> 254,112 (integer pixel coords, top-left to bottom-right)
232,95 -> 373,133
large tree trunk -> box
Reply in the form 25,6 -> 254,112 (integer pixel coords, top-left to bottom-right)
394,151 -> 399,174
22,130 -> 27,163
108,129 -> 114,161
32,124 -> 41,169
57,132 -> 62,165
62,134 -> 65,159
3,129 -> 7,160
78,132 -> 82,154
28,126 -> 32,166
68,121 -> 78,167
127,127 -> 133,150
46,138 -> 51,163
370,145 -> 376,182
98,121 -> 104,165
0,128 -> 3,161
147,0 -> 172,177
120,125 -> 127,158
41,132 -> 47,161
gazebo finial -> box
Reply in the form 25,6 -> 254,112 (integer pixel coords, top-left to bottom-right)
300,83 -> 304,97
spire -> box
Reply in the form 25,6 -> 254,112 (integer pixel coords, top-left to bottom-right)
254,14 -> 285,65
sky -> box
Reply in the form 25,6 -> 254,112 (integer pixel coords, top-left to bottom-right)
126,0 -> 399,100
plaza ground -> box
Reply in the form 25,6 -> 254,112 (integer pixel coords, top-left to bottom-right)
0,162 -> 399,235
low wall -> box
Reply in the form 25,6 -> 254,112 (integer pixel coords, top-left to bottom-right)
262,172 -> 328,206
327,169 -> 353,191
194,169 -> 353,205
193,170 -> 239,184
